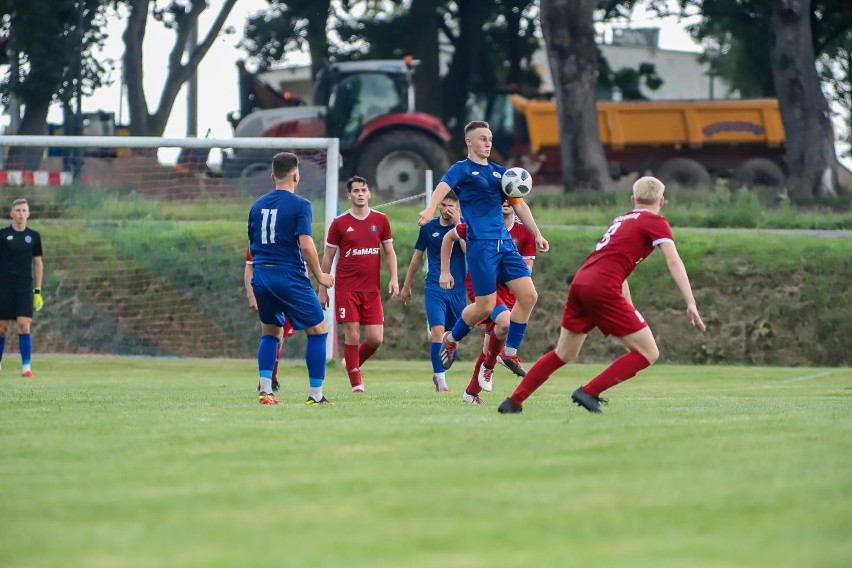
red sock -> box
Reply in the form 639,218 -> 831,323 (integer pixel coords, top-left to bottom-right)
344,343 -> 361,387
466,351 -> 486,395
272,340 -> 282,380
583,352 -> 651,397
358,341 -> 378,365
509,350 -> 566,405
484,333 -> 505,367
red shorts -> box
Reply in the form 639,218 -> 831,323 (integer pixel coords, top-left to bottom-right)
335,289 -> 384,325
561,283 -> 647,337
283,319 -> 295,338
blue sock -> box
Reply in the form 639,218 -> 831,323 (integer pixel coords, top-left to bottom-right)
505,321 -> 528,351
306,333 -> 328,388
430,342 -> 443,373
19,334 -> 32,365
257,334 -> 279,378
489,304 -> 509,321
450,319 -> 473,343
0,336 -> 5,362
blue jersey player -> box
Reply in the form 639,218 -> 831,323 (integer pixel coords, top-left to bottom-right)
248,152 -> 335,406
417,121 -> 549,372
401,190 -> 467,392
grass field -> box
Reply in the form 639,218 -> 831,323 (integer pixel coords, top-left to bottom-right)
1,356 -> 850,568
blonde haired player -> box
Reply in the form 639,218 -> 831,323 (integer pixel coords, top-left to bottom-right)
499,176 -> 706,414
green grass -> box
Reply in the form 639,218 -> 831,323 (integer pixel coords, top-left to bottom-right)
1,356 -> 850,567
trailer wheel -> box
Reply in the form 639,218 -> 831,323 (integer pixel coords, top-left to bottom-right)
357,130 -> 451,200
734,158 -> 786,189
656,158 -> 712,191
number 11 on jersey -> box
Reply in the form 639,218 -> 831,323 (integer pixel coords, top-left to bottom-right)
261,208 -> 278,244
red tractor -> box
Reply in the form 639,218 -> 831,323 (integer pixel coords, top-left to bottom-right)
226,59 -> 453,199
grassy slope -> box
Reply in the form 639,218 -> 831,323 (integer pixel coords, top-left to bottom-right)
0,356 -> 850,567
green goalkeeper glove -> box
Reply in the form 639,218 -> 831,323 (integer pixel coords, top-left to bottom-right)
33,288 -> 44,312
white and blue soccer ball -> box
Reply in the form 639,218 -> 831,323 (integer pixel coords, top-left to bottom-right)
501,167 -> 533,198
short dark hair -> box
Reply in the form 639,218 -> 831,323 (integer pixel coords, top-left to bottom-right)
465,121 -> 489,137
346,175 -> 369,192
272,152 -> 299,180
442,190 -> 459,202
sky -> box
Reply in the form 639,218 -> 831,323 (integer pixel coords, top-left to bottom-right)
58,1 -> 705,141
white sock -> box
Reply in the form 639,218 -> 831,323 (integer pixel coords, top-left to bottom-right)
259,377 -> 273,393
433,372 -> 447,389
351,383 -> 364,392
502,346 -> 517,357
447,332 -> 457,343
22,363 -> 31,373
310,387 -> 323,401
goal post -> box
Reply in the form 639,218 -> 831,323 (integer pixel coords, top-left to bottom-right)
0,135 -> 339,362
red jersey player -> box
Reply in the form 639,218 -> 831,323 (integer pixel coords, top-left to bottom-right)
441,203 -> 536,404
318,176 -> 399,392
498,176 -> 706,414
245,248 -> 294,392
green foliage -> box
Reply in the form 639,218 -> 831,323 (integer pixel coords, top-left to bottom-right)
1,357 -> 850,567
0,0 -> 112,109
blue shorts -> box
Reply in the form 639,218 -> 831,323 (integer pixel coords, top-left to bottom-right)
424,287 -> 466,330
252,266 -> 324,330
466,239 -> 532,297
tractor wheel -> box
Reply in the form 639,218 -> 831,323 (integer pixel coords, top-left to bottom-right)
734,158 -> 786,189
655,158 -> 712,191
357,130 -> 451,201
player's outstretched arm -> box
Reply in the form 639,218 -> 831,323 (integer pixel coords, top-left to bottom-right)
439,229 -> 459,290
659,242 -> 706,331
418,181 -> 452,226
301,235 -> 334,291
383,241 -> 400,298
401,249 -> 425,305
511,200 -> 549,252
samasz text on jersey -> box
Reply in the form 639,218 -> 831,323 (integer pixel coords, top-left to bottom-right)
345,247 -> 381,257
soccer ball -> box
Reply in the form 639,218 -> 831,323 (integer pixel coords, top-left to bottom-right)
501,167 -> 533,198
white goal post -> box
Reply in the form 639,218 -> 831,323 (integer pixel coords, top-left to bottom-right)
0,135 -> 340,361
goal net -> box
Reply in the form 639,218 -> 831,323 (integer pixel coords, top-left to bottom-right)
0,135 -> 339,361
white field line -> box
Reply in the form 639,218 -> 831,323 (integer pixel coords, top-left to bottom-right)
776,370 -> 840,384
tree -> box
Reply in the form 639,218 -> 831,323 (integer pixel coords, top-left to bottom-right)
674,0 -> 852,196
769,0 -> 838,197
240,0 -> 334,80
0,0 -> 110,167
121,0 -> 237,136
540,0 -> 614,192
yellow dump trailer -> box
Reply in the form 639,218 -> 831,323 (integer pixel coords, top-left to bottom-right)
509,94 -> 788,188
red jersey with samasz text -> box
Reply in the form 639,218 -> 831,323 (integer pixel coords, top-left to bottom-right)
326,208 -> 392,292
574,209 -> 673,290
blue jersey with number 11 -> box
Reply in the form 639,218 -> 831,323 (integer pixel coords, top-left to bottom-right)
248,189 -> 313,271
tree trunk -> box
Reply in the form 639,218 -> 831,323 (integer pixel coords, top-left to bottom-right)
5,100 -> 50,170
441,0 -> 488,146
410,0 -> 441,117
122,0 -> 237,137
306,0 -> 331,81
769,0 -> 838,198
540,0 -> 614,192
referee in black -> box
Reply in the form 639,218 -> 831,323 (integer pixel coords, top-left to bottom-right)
0,198 -> 43,378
